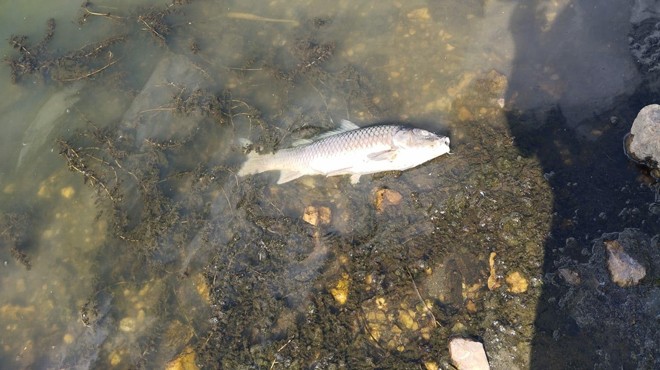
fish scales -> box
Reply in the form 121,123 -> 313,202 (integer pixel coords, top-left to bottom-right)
237,120 -> 450,184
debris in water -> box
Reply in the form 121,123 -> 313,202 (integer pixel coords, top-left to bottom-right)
487,252 -> 500,290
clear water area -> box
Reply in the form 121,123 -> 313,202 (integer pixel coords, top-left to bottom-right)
0,0 -> 657,369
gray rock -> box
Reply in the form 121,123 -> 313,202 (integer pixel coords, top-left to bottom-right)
627,104 -> 660,169
449,338 -> 490,370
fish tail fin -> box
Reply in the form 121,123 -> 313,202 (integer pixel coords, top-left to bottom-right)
237,151 -> 275,177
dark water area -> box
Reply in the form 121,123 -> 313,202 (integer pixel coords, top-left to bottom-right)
0,0 -> 658,369
506,1 -> 660,369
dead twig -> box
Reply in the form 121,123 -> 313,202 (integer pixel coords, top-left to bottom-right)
54,59 -> 119,82
269,338 -> 293,369
406,268 -> 439,327
138,16 -> 165,41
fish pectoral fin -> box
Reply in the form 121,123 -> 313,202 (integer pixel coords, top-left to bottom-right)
277,169 -> 304,184
349,174 -> 361,184
367,149 -> 398,161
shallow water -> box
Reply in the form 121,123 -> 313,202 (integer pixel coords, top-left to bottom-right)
0,0 -> 657,369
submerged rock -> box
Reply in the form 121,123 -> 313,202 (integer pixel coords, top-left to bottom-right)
626,104 -> 660,172
557,229 -> 660,368
449,338 -> 490,370
605,239 -> 646,287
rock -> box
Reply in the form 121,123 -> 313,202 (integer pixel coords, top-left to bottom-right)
166,347 -> 199,370
303,205 -> 331,226
407,8 -> 431,21
449,338 -> 490,370
605,240 -> 646,287
329,273 -> 350,305
557,268 -> 581,285
626,104 -> 660,168
374,188 -> 402,213
626,104 -> 660,171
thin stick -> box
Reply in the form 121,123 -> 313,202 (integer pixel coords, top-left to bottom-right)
138,16 -> 165,41
55,59 -> 118,82
226,12 -> 299,26
406,268 -> 439,327
83,7 -> 124,21
269,338 -> 293,369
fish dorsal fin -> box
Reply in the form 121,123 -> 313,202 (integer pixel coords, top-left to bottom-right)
290,120 -> 361,147
302,119 -> 362,144
291,138 -> 313,147
339,119 -> 360,131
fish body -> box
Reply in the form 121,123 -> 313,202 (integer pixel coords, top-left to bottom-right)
237,120 -> 450,184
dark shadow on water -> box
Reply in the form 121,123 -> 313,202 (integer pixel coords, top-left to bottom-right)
506,0 -> 659,368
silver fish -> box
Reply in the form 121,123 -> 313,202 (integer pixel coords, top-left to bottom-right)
237,119 -> 450,184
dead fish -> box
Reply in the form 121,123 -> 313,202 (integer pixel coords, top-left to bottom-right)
237,119 -> 450,184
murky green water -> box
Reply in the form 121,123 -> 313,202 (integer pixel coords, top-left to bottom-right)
1,0 -> 658,369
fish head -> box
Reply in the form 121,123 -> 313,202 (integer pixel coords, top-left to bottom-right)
392,127 -> 451,159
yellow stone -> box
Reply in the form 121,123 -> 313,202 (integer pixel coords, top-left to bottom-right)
318,206 -> 331,224
3,183 -> 16,194
420,326 -> 433,340
109,351 -> 122,366
368,324 -> 381,341
166,347 -> 199,370
303,206 -> 330,226
375,297 -> 387,310
407,7 -> 431,21
119,317 -> 136,332
60,186 -> 75,199
63,333 -> 74,344
424,361 -> 439,370
37,184 -> 50,198
194,273 -> 210,303
457,106 -> 474,121
0,304 -> 36,320
330,273 -> 350,305
398,310 -> 417,330
465,299 -> 477,313
506,271 -> 529,293
137,309 -> 145,322
375,188 -> 403,212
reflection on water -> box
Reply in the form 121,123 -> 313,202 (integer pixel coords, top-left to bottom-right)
0,0 -> 655,369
